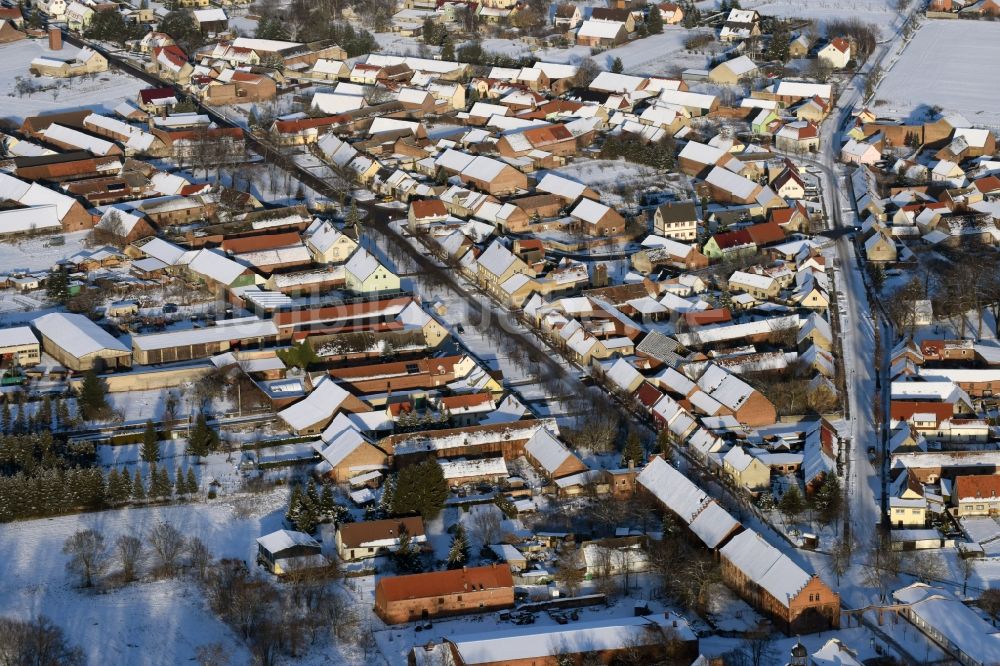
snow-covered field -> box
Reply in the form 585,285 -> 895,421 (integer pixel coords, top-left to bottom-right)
0,39 -> 145,123
744,0 -> 900,32
0,493 -> 292,664
874,20 -> 1000,128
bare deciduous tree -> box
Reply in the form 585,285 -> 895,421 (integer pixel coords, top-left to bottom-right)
63,529 -> 108,588
0,616 -> 84,665
148,522 -> 187,576
116,534 -> 145,583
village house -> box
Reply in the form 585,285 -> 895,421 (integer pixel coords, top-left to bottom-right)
553,3 -> 582,29
374,564 -> 515,624
576,19 -> 627,47
651,201 -> 698,240
818,38 -> 851,69
954,474 -> 1000,517
722,447 -> 772,490
336,517 -> 426,561
720,529 -> 840,633
30,46 -> 107,78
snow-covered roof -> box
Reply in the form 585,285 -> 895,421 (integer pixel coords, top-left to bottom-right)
187,248 -> 249,285
32,312 -> 129,358
637,457 -> 708,523
524,427 -> 579,475
577,18 -> 625,39
689,500 -> 740,548
41,124 -> 117,156
719,530 -> 813,608
450,613 -> 694,663
256,529 -> 320,554
892,583 -> 1000,664
0,326 -> 39,348
132,318 -> 277,351
477,240 -> 519,277
278,377 -> 351,431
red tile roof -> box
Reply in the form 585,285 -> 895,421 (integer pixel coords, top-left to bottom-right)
410,199 -> 447,219
956,475 -> 1000,501
139,87 -> 177,103
376,564 -> 513,602
745,221 -> 786,246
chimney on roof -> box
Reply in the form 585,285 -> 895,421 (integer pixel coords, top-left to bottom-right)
48,27 -> 62,51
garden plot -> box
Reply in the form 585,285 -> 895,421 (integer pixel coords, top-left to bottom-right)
0,39 -> 145,123
874,20 -> 1000,129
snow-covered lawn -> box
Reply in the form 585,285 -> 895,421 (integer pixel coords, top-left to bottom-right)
874,20 -> 1000,128
0,230 -> 93,273
0,39 -> 145,123
0,493 -> 292,664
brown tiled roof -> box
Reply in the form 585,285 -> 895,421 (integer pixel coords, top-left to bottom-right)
711,228 -> 754,250
411,199 -> 447,219
829,38 -> 850,53
273,115 -> 348,134
522,123 -> 574,147
745,221 -> 785,246
439,392 -> 492,409
339,517 -> 425,548
956,475 -> 1000,501
328,355 -> 462,381
376,564 -> 513,602
221,231 -> 302,254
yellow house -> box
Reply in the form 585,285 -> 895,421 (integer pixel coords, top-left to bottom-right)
344,248 -> 400,294
723,447 -> 771,490
476,241 -> 533,298
890,490 -> 927,528
306,221 -> 358,264
728,271 -> 780,299
864,230 -> 897,262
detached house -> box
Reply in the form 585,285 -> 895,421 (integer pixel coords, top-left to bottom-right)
553,3 -> 582,29
570,198 -> 625,236
652,201 -> 698,240
477,241 -> 534,297
344,248 -> 400,295
818,38 -> 851,69
336,517 -> 426,561
576,19 -> 627,47
719,8 -> 761,41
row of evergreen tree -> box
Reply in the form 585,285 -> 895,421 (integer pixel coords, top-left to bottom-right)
0,463 -> 200,523
106,464 -> 199,505
0,395 -> 76,436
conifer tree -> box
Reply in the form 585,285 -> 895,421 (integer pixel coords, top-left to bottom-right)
621,431 -> 644,467
286,485 -> 303,527
779,483 -> 805,523
320,483 -> 335,519
156,466 -> 172,499
133,469 -> 146,501
79,369 -> 109,421
106,468 -> 122,504
38,396 -> 53,432
120,468 -> 133,500
611,57 -> 624,74
378,474 -> 395,518
296,492 -> 319,534
647,4 -> 663,33
175,465 -> 186,496
391,459 -> 448,519
141,420 -> 159,464
185,467 -> 198,495
187,413 -> 216,459
447,525 -> 469,569
56,399 -> 70,429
